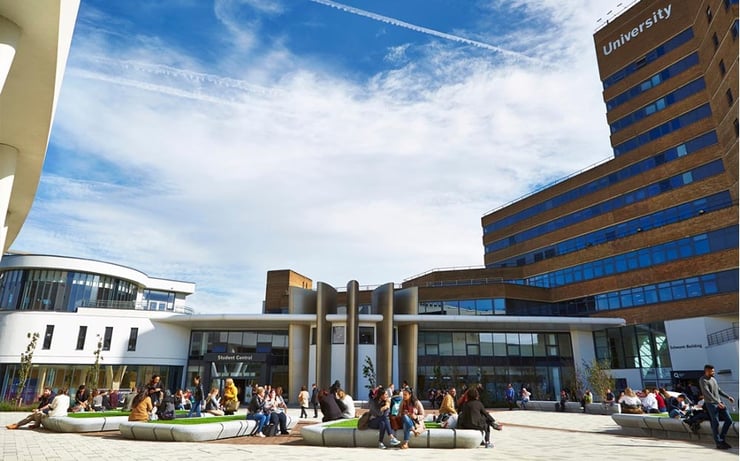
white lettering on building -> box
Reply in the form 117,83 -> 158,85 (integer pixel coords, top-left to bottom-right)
602,4 -> 672,56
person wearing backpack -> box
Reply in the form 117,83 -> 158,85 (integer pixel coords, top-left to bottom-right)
158,390 -> 176,420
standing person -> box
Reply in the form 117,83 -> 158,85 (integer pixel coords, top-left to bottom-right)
222,378 -> 239,415
298,385 -> 310,418
699,364 -> 736,450
310,383 -> 320,418
505,383 -> 516,410
188,375 -> 204,418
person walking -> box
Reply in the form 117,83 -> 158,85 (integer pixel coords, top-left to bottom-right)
505,383 -> 516,410
699,364 -> 735,450
187,375 -> 204,418
298,385 -> 310,418
310,383 -> 319,418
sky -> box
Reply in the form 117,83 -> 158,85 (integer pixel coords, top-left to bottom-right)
15,0 -> 622,314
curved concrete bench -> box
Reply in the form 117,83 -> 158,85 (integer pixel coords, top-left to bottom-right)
119,415 -> 296,442
301,421 -> 484,448
612,414 -> 739,442
41,416 -> 129,432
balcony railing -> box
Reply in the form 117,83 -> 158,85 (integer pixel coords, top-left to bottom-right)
707,324 -> 739,346
77,300 -> 194,315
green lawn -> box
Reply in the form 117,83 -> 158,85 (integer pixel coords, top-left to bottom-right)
149,415 -> 245,425
69,410 -> 189,419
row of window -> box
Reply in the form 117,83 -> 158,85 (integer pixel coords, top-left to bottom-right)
483,130 -> 717,239
504,269 -> 737,317
610,78 -> 706,134
490,190 -> 731,268
524,226 -> 736,289
606,53 -> 699,110
42,325 -> 137,352
603,28 -> 694,89
417,331 -> 572,358
189,330 -> 289,357
419,298 -> 506,316
486,158 -> 724,252
0,269 -> 139,312
614,103 -> 712,156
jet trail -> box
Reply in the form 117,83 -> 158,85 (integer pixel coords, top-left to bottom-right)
309,0 -> 541,64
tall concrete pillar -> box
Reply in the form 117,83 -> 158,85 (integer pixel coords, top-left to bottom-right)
0,144 -> 18,253
288,287 -> 316,401
315,282 -> 336,389
345,280 -> 359,396
394,287 -> 418,390
373,283 -> 394,388
0,15 -> 20,94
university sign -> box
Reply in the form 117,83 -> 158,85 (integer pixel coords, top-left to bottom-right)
602,4 -> 672,56
204,353 -> 267,363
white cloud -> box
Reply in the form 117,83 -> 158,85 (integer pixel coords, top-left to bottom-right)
15,1 -> 615,314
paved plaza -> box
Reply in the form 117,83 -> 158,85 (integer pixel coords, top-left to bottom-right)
1,408 -> 737,460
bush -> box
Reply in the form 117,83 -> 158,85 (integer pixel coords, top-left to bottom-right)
0,400 -> 35,412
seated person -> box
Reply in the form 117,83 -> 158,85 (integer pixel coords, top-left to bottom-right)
558,389 -> 569,412
128,389 -> 153,422
667,394 -> 689,419
603,388 -> 616,406
174,389 -> 186,410
120,390 -> 136,411
91,389 -> 107,412
618,387 -> 643,414
318,389 -> 343,422
520,387 -> 531,409
640,388 -> 659,413
71,384 -> 90,413
337,388 -> 355,419
246,386 -> 268,437
6,387 -> 57,429
204,387 -> 225,416
458,388 -> 499,449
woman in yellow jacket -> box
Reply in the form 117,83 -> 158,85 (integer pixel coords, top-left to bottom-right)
222,378 -> 239,415
128,389 -> 153,422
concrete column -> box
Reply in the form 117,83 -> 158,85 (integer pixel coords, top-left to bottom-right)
394,287 -> 418,390
345,280 -> 359,396
0,144 -> 18,254
315,282 -> 336,389
373,283 -> 394,388
288,324 -> 310,401
0,15 -> 20,94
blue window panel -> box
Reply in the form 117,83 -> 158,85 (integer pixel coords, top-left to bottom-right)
658,283 -> 672,301
671,281 -> 688,300
476,299 -> 493,314
685,278 -> 702,297
643,286 -> 659,304
620,290 -> 634,308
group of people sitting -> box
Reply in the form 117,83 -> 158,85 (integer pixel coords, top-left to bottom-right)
363,383 -> 501,449
245,384 -> 292,436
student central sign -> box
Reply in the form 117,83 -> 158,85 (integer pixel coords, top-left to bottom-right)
204,353 -> 267,362
602,4 -> 673,56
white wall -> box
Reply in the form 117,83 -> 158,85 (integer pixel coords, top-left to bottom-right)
571,329 -> 596,369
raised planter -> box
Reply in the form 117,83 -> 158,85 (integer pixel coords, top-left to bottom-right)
119,415 -> 296,442
301,421 -> 484,448
41,415 -> 129,432
612,413 -> 740,442
518,400 -> 621,414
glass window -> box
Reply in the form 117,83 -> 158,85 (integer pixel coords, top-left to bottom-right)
480,333 -> 493,355
506,333 -> 520,356
359,326 -> 374,344
43,325 -> 54,350
438,333 -> 453,356
76,326 -> 87,350
492,333 -> 507,356
331,326 -> 345,344
103,327 -> 113,351
127,327 -> 138,351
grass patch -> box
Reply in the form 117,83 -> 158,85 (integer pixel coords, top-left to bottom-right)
149,415 -> 245,425
69,410 -> 189,419
325,418 -> 441,429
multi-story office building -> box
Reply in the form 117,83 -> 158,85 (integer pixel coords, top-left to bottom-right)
1,0 -> 736,406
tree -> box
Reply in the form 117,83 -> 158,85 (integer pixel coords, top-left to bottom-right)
362,356 -> 376,390
85,335 -> 104,405
580,358 -> 614,402
16,332 -> 40,407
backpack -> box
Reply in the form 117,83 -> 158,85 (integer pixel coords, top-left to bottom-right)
262,423 -> 278,437
159,396 -> 176,420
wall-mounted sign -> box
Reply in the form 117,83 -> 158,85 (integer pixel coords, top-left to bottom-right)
602,4 -> 673,56
204,353 -> 267,363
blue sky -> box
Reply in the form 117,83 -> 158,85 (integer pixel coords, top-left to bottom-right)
16,0 -> 619,313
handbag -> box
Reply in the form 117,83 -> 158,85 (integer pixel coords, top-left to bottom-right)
224,398 -> 239,412
357,412 -> 371,430
390,415 -> 403,430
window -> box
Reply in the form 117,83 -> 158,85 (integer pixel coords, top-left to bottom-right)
727,89 -> 735,106
734,119 -> 739,138
331,326 -> 345,344
706,6 -> 712,23
359,326 -> 374,344
76,326 -> 87,350
719,59 -> 726,76
127,327 -> 139,351
733,20 -> 739,40
42,325 -> 54,350
712,33 -> 720,50
103,326 -> 113,351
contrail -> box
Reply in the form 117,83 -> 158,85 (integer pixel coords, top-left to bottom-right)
309,0 -> 541,64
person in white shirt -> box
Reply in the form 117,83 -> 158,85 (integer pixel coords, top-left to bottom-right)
640,388 -> 659,413
337,388 -> 355,419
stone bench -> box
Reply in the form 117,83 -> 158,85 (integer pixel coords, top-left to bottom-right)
119,415 -> 296,442
517,400 -> 621,414
301,421 -> 484,448
41,415 -> 129,432
612,414 -> 740,443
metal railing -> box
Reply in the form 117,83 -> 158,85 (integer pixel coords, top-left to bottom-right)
707,323 -> 739,346
77,299 -> 194,314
